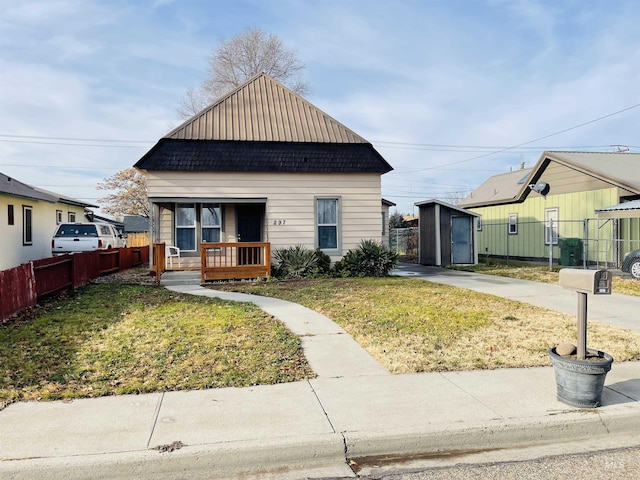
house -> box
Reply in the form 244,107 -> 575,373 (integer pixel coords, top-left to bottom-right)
415,199 -> 480,266
134,73 -> 393,273
0,172 -> 96,271
459,151 -> 640,266
123,215 -> 150,247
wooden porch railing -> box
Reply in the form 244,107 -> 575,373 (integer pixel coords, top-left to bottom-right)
153,243 -> 166,283
200,242 -> 270,283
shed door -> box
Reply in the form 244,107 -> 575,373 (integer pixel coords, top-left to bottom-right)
451,216 -> 473,264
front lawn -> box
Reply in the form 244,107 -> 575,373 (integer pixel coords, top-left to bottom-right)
210,277 -> 640,374
0,282 -> 313,410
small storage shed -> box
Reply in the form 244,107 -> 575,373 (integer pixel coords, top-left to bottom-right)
415,199 -> 479,266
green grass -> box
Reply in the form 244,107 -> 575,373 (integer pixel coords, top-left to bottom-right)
452,260 -> 640,296
0,283 -> 313,409
210,277 -> 640,373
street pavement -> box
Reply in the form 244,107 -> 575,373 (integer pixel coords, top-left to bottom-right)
1,265 -> 639,479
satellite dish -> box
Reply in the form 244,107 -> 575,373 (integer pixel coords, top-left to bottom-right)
530,182 -> 550,197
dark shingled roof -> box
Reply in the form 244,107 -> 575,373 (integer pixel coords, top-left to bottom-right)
135,139 -> 393,174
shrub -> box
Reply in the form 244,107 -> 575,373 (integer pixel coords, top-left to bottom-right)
273,245 -> 330,279
333,239 -> 399,277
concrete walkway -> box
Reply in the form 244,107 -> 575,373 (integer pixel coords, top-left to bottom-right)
1,266 -> 639,479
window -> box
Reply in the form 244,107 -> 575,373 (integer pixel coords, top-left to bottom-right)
545,208 -> 559,245
176,203 -> 196,251
56,210 -> 63,224
23,206 -> 33,245
8,204 -> 14,225
476,216 -> 482,231
68,212 -> 76,222
316,198 -> 339,250
202,203 -> 221,242
508,214 -> 518,235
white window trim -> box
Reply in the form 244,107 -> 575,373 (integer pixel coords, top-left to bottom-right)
508,213 -> 518,235
201,203 -> 222,243
56,210 -> 63,224
476,216 -> 482,231
315,196 -> 341,254
23,205 -> 33,245
68,211 -> 76,222
545,208 -> 559,245
176,203 -> 197,252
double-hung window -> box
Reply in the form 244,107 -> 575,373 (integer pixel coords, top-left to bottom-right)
316,198 -> 339,251
176,203 -> 196,251
508,214 -> 518,235
202,203 -> 221,242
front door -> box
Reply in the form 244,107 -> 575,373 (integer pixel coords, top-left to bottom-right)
237,204 -> 263,242
451,216 -> 473,264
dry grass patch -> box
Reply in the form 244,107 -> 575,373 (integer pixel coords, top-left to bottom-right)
211,277 -> 640,373
0,282 -> 312,409
454,262 -> 640,297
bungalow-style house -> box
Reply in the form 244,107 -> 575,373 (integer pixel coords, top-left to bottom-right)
134,73 -> 393,275
0,172 -> 96,271
459,151 -> 640,266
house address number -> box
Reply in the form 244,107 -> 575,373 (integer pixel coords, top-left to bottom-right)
273,219 -> 286,225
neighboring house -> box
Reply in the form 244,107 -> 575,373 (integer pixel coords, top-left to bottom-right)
0,172 -> 96,271
415,199 -> 479,266
381,198 -> 395,247
123,215 -> 150,247
459,151 -> 640,266
85,211 -> 125,234
134,73 -> 393,269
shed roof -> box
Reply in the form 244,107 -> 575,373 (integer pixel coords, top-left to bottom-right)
595,199 -> 640,219
165,73 -> 367,143
460,151 -> 640,208
415,198 -> 480,217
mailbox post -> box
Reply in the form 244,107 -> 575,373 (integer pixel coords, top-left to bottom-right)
558,268 -> 612,360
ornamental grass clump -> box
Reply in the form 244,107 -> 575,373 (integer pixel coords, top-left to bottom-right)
273,245 -> 331,279
334,239 -> 399,277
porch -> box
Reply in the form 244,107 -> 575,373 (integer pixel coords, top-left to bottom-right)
153,242 -> 271,283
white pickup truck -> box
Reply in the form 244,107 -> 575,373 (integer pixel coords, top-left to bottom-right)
52,222 -> 127,255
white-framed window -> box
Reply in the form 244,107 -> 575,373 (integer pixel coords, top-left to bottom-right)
508,214 -> 518,235
202,203 -> 222,242
56,210 -> 63,224
68,212 -> 76,222
545,208 -> 559,245
176,203 -> 196,251
316,197 -> 339,251
476,216 -> 482,231
23,205 -> 33,245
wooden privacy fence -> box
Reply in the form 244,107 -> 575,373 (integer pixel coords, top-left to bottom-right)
201,242 -> 270,283
0,246 -> 149,322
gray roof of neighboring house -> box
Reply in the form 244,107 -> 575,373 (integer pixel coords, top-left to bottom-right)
135,73 -> 393,175
123,215 -> 149,232
460,151 -> 640,208
1,172 -> 95,207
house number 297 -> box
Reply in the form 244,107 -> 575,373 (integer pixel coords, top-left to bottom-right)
273,220 -> 286,225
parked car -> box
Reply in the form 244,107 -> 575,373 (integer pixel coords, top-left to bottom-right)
622,249 -> 640,280
52,222 -> 127,255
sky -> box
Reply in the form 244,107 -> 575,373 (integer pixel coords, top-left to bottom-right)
1,0 -> 639,216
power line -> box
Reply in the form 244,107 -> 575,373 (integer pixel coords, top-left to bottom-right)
405,103 -> 640,172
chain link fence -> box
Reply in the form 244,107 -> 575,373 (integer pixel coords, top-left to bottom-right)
390,227 -> 419,261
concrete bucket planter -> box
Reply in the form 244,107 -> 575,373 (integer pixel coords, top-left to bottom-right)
548,347 -> 613,408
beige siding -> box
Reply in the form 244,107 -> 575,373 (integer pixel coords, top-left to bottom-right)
537,162 -> 630,195
149,171 -> 383,261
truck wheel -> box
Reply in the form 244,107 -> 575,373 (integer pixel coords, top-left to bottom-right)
630,259 -> 640,280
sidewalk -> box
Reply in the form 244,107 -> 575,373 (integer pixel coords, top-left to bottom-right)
1,267 -> 639,479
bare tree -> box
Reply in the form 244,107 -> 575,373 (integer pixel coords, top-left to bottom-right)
97,168 -> 149,219
178,26 -> 310,118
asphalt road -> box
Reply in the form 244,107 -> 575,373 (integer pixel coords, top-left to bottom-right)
356,446 -> 640,480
